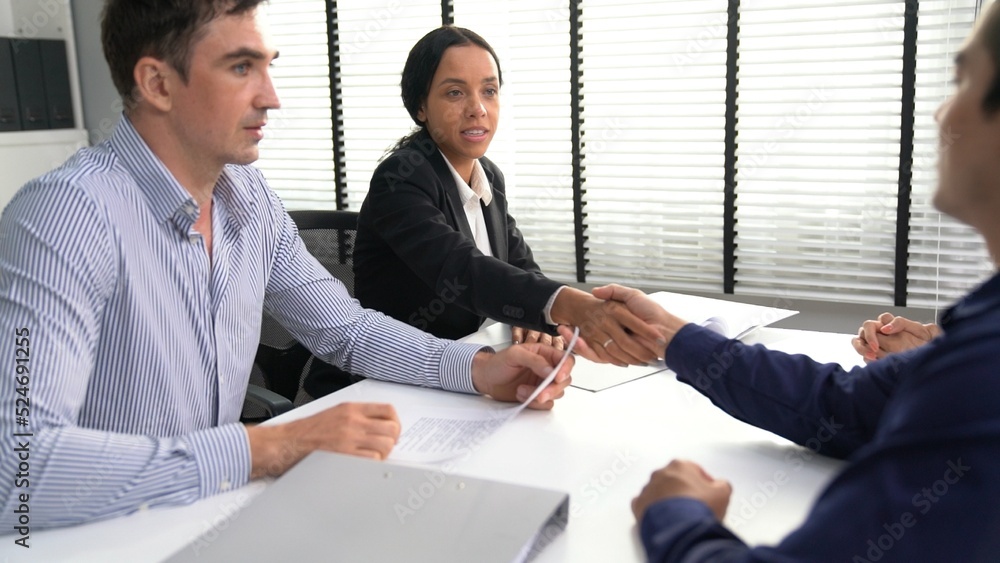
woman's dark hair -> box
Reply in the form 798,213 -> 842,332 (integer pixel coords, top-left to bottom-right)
390,26 -> 503,153
102,0 -> 265,112
981,2 -> 1000,112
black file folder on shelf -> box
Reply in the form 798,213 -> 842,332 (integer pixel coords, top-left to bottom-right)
0,39 -> 22,131
4,38 -> 74,131
10,39 -> 49,130
39,39 -> 74,129
166,451 -> 570,563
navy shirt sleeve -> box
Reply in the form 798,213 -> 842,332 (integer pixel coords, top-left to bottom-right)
665,324 -> 903,459
640,321 -> 1000,562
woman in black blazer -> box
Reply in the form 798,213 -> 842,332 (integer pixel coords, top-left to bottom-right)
353,26 -> 658,365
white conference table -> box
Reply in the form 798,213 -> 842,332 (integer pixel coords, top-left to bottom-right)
10,327 -> 862,562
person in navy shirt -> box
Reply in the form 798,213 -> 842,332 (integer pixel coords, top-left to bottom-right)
561,2 -> 1000,560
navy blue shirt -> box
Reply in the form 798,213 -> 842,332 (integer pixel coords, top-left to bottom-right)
643,272 -> 1000,562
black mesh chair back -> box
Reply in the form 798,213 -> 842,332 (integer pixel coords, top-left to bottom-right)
294,209 -> 357,296
248,210 -> 360,415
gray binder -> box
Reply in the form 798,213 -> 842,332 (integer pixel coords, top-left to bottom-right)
39,39 -> 74,129
0,39 -> 22,131
10,39 -> 48,130
166,451 -> 569,563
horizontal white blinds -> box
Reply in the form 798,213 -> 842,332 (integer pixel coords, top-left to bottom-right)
455,1 -> 578,281
338,0 -> 440,210
257,0 -> 990,308
580,0 -> 728,292
733,0 -> 904,304
908,0 -> 992,309
255,0 -> 337,210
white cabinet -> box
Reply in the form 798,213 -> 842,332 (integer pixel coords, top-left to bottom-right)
0,128 -> 88,208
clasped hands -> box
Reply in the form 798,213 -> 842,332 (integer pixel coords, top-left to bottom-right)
852,312 -> 939,362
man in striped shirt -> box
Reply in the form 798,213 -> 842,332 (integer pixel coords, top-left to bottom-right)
0,0 -> 590,530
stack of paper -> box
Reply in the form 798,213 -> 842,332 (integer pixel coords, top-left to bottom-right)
390,328 -> 578,463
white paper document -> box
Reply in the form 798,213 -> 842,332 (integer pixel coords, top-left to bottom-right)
646,291 -> 798,340
390,328 -> 579,463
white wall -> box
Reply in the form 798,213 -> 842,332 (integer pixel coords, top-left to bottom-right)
0,0 -> 88,210
70,0 -> 121,145
0,3 -> 14,36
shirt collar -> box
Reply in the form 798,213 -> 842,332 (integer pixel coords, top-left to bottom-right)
439,150 -> 493,207
939,270 -> 1000,328
108,115 -> 249,230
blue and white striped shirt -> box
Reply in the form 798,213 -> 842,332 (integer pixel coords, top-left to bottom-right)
0,117 -> 482,530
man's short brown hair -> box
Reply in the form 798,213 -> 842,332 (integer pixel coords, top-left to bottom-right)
101,0 -> 265,111
979,2 -> 1000,112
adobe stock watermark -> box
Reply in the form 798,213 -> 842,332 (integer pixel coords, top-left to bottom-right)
392,406 -> 510,524
407,277 -> 468,331
672,12 -> 731,71
86,98 -> 127,146
852,458 -> 971,562
339,1 -> 402,65
736,87 -> 832,183
541,0 -> 573,33
10,0 -> 65,52
60,434 -> 150,513
570,449 -> 639,517
506,117 -> 624,211
873,2 -> 915,43
727,416 -> 844,530
679,293 -> 798,403
861,124 -> 962,228
187,491 -> 255,556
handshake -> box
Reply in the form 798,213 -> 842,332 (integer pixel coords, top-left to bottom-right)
542,284 -> 689,367
549,283 -> 940,366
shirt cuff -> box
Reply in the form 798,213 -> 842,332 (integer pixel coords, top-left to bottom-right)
663,323 -> 730,375
640,497 -> 748,562
543,286 -> 567,326
438,341 -> 490,394
187,423 -> 252,498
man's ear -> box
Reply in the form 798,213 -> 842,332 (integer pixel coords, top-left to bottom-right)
132,56 -> 175,112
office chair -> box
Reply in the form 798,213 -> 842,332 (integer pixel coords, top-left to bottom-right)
242,209 -> 361,421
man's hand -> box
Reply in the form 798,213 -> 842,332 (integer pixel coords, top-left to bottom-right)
471,343 -> 574,410
562,284 -> 687,365
510,326 -> 564,350
632,459 -> 733,522
247,402 -> 401,479
851,313 -> 940,362
550,287 -> 663,366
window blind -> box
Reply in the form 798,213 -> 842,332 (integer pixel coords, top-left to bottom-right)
580,0 -> 730,293
733,0 -> 905,304
258,0 -> 991,308
337,0 -> 441,210
908,0 -> 992,309
454,1 -> 578,281
255,0 -> 337,210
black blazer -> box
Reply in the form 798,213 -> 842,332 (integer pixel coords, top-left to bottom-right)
354,132 -> 564,340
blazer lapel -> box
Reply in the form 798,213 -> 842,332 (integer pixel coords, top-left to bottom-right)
481,190 -> 507,262
428,149 -> 476,240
